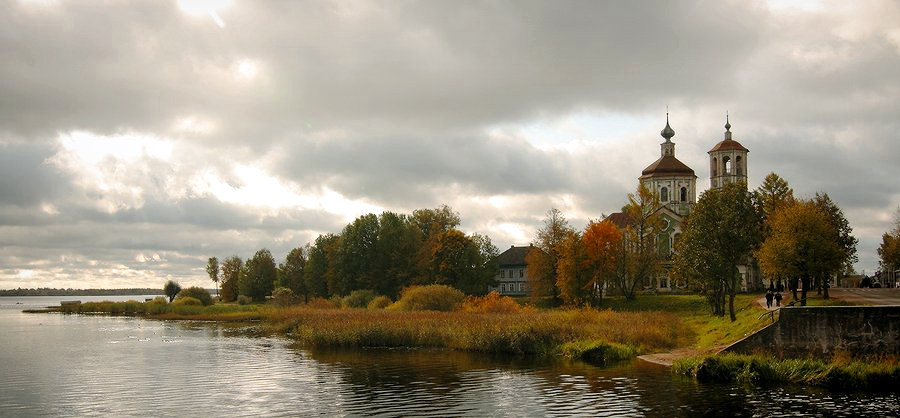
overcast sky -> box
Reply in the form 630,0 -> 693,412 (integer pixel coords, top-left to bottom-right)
1,0 -> 898,289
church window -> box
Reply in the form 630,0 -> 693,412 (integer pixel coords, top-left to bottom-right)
723,156 -> 731,174
680,187 -> 687,202
660,187 -> 668,202
736,156 -> 743,176
712,158 -> 718,176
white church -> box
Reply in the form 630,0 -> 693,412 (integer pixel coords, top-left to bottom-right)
625,114 -> 757,291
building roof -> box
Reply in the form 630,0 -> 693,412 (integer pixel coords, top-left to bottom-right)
497,245 -> 534,266
708,138 -> 749,153
605,212 -> 633,228
640,155 -> 696,177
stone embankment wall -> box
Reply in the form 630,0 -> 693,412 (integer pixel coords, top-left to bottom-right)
724,306 -> 900,357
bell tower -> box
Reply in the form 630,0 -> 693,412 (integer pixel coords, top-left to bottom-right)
708,114 -> 749,189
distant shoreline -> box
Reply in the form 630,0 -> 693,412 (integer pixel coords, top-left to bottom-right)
0,288 -> 165,297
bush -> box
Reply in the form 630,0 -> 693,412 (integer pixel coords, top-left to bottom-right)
272,287 -> 298,307
389,285 -> 465,311
176,287 -> 213,306
147,296 -> 168,305
367,295 -> 393,310
343,289 -> 377,308
173,296 -> 202,306
237,295 -> 252,305
461,291 -> 521,313
560,340 -> 638,365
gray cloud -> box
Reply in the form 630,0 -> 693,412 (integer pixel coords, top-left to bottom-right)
0,0 -> 898,288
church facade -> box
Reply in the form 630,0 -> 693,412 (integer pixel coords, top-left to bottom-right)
613,114 -> 758,291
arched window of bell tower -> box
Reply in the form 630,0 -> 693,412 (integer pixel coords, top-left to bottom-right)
712,158 -> 718,176
680,187 -> 687,202
723,156 -> 731,174
736,156 -> 743,176
660,187 -> 669,202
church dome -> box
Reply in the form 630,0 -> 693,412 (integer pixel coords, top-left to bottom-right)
640,155 -> 696,177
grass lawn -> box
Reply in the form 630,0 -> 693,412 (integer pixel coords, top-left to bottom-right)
599,293 -> 770,350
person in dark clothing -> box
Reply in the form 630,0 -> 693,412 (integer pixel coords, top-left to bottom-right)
765,290 -> 774,309
774,292 -> 782,307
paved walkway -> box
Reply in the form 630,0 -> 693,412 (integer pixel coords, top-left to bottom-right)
829,288 -> 900,305
757,293 -> 790,310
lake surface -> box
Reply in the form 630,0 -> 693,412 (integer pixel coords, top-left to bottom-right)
1,296 -> 897,417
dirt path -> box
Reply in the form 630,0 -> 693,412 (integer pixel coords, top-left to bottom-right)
638,346 -> 725,367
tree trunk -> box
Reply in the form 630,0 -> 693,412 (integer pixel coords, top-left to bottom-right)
823,277 -> 830,299
728,293 -> 736,321
790,277 -> 799,301
800,276 -> 810,306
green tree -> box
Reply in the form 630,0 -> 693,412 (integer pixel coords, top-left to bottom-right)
613,184 -> 665,300
673,182 -> 761,320
176,286 -> 213,306
278,247 -> 307,302
756,200 -> 843,305
206,257 -> 219,298
305,234 -> 340,298
241,249 -> 277,302
333,214 -> 379,295
374,211 -> 419,297
163,280 -> 182,303
527,208 -> 575,305
220,255 -> 243,302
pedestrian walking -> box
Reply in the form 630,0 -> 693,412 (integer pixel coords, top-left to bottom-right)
765,290 -> 774,309
774,292 -> 782,307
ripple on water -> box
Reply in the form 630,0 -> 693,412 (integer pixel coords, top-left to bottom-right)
1,312 -> 898,417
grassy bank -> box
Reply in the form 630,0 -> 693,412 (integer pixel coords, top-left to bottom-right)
59,299 -> 264,321
266,306 -> 691,357
673,352 -> 900,391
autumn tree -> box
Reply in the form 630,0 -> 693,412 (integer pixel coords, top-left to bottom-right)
278,247 -> 307,302
756,200 -> 843,305
206,257 -> 219,299
555,230 -> 587,306
427,229 -> 498,295
556,219 -> 622,306
527,208 -> 575,305
752,172 -> 795,288
412,205 -> 461,280
220,255 -> 243,302
241,249 -> 277,302
580,219 -> 622,305
812,192 -> 858,297
877,207 -> 900,283
612,185 -> 665,300
672,182 -> 760,320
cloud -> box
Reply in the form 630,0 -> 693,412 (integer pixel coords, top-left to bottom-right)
0,0 -> 898,288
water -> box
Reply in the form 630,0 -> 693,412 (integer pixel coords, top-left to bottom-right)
1,296 -> 897,417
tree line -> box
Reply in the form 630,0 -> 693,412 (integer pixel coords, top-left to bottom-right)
675,173 -> 857,319
524,172 -> 857,321
206,206 -> 499,302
